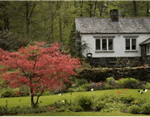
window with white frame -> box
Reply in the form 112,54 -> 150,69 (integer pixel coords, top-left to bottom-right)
125,38 -> 136,50
146,44 -> 150,55
95,38 -> 113,51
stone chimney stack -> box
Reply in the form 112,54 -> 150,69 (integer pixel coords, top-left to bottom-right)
110,9 -> 118,22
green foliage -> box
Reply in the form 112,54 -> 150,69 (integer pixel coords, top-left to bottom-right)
106,77 -> 115,85
79,83 -> 91,91
141,103 -> 150,114
101,102 -> 125,113
131,98 -> 148,107
76,79 -> 88,87
120,95 -> 136,104
42,91 -> 50,95
1,90 -> 16,97
0,31 -> 29,51
74,87 -> 86,92
129,105 -> 141,114
92,100 -> 105,111
56,107 -> 66,112
76,96 -> 92,110
72,104 -> 84,112
118,78 -> 139,88
0,106 -> 48,115
142,83 -> 150,89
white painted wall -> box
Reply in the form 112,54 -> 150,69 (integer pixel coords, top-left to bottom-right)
81,34 -> 150,57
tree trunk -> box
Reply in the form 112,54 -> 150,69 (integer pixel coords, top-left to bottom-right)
3,1 -> 9,31
25,1 -> 30,36
25,1 -> 36,37
57,1 -> 63,42
88,1 -> 92,17
133,1 -> 138,16
93,1 -> 97,17
59,16 -> 62,42
74,0 -> 76,13
31,94 -> 37,108
146,2 -> 149,17
80,0 -> 83,17
99,3 -> 104,17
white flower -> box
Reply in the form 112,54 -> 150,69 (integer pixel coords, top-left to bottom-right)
58,93 -> 62,96
144,89 -> 148,92
62,100 -> 65,103
91,88 -> 94,91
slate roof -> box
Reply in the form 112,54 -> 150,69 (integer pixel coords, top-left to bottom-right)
75,17 -> 150,34
140,38 -> 150,45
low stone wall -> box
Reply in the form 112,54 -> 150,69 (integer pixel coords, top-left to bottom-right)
88,57 -> 142,67
78,67 -> 150,82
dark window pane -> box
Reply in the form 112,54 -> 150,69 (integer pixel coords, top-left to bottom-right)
96,39 -> 100,50
108,39 -> 113,50
102,39 -> 107,50
132,39 -> 136,50
126,39 -> 130,50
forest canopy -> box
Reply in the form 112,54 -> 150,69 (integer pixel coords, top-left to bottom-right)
0,1 -> 149,48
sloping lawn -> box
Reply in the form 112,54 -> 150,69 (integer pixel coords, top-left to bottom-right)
0,89 -> 149,107
18,111 -> 147,116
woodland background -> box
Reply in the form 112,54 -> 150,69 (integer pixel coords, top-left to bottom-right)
0,1 -> 150,51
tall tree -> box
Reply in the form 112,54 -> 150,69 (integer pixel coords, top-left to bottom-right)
0,42 -> 80,108
25,1 -> 36,37
133,1 -> 138,16
0,1 -> 10,31
79,0 -> 83,17
57,1 -> 63,42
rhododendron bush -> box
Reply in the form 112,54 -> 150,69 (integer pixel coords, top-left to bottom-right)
0,42 -> 80,108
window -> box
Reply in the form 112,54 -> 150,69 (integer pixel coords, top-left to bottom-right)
95,38 -> 113,51
102,39 -> 107,50
96,39 -> 100,50
125,38 -> 136,50
147,45 -> 150,55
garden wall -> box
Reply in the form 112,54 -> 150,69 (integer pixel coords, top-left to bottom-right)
77,67 -> 150,82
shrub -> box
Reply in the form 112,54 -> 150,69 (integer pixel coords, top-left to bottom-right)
73,104 -> 84,112
76,96 -> 92,110
42,91 -> 50,95
106,77 -> 115,85
129,105 -> 141,114
67,88 -> 75,92
74,87 -> 86,92
79,83 -> 91,91
56,107 -> 66,112
76,79 -> 88,86
1,90 -> 15,97
0,106 -> 48,115
141,103 -> 150,114
19,85 -> 30,96
120,95 -> 135,104
131,98 -> 148,107
92,101 -> 105,111
118,78 -> 139,88
142,83 -> 150,89
101,102 -> 125,113
89,82 -> 106,90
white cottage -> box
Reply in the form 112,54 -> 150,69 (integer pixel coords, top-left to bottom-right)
75,9 -> 150,67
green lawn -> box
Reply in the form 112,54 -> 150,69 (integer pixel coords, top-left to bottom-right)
18,111 -> 147,116
0,89 -> 149,107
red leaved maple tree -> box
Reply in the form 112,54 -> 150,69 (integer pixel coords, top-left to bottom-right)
0,42 -> 80,108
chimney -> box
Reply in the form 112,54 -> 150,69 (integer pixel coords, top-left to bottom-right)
110,9 -> 118,22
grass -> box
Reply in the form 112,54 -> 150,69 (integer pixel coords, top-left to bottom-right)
0,89 -> 149,107
18,111 -> 148,116
1,89 -> 150,116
